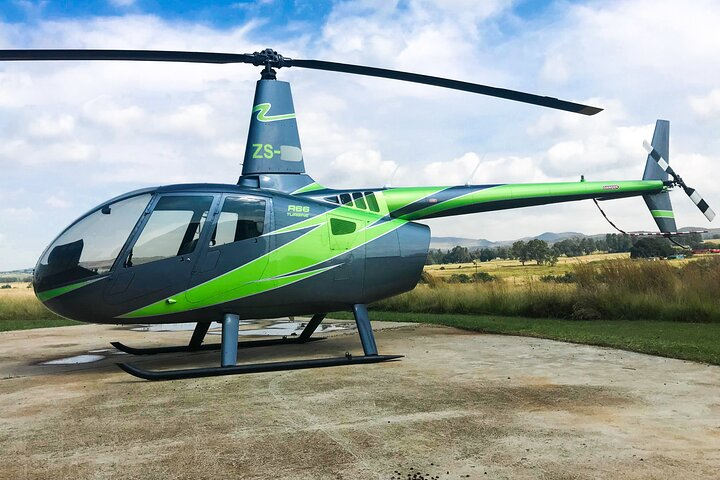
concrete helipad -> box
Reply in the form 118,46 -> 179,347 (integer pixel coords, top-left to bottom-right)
1,320 -> 719,479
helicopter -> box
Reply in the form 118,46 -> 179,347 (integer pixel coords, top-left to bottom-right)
1,48 -> 714,380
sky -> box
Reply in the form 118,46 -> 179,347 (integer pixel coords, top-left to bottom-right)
1,0 -> 719,270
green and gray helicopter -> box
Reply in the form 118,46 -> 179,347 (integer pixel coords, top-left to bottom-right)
2,49 -> 714,380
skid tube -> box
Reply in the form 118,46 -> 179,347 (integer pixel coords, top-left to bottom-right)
118,354 -> 403,381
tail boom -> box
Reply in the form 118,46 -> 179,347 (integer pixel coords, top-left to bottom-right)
382,180 -> 665,220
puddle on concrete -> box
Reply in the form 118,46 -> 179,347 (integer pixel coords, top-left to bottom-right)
216,321 -> 352,337
88,348 -> 127,355
131,321 -> 225,332
42,354 -> 105,365
41,347 -> 127,366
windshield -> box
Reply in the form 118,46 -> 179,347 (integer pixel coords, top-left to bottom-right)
34,193 -> 151,292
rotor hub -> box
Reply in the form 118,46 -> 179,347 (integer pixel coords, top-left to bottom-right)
251,48 -> 290,69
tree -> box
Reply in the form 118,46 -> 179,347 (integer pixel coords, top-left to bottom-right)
685,232 -> 704,250
630,237 -> 674,258
511,240 -> 530,265
444,245 -> 472,264
580,237 -> 595,255
478,248 -> 496,262
554,238 -> 583,257
525,239 -> 550,265
594,237 -> 608,252
606,233 -> 633,253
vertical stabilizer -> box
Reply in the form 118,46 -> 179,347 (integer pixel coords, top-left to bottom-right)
642,120 -> 677,232
242,79 -> 305,176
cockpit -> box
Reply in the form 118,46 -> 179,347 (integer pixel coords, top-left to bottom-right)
33,187 -> 268,298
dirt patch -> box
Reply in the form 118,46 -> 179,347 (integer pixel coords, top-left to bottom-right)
1,322 -> 719,479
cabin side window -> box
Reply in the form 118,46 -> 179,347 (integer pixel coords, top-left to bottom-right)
364,192 -> 380,212
351,192 -> 367,210
127,195 -> 213,267
210,196 -> 266,247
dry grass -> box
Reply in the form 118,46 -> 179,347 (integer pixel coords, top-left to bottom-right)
0,283 -> 73,330
380,257 -> 720,322
425,252 -> 630,284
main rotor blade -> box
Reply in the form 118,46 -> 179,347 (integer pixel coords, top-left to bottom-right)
0,49 -> 602,115
0,49 -> 256,64
643,140 -> 716,222
289,58 -> 602,115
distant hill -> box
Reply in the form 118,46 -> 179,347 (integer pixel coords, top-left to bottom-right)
429,237 -> 496,250
429,227 -> 720,250
0,268 -> 33,282
430,232 -> 589,250
519,232 -> 585,243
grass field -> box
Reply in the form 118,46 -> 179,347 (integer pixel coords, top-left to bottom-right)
416,255 -> 720,322
0,283 -> 79,331
332,310 -> 720,365
426,252 -> 631,284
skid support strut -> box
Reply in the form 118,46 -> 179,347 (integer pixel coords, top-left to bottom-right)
221,314 -> 239,367
353,304 -> 378,356
117,307 -> 402,380
189,321 -> 211,350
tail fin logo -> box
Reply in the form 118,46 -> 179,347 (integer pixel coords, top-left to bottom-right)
253,102 -> 296,122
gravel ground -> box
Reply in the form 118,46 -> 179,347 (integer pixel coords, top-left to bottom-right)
1,320 -> 719,479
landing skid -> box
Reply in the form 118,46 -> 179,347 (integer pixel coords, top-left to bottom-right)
116,308 -> 401,381
118,354 -> 403,381
111,336 -> 325,355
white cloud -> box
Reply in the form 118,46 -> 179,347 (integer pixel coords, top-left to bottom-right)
45,195 -> 72,208
27,113 -> 75,138
329,150 -> 398,188
689,89 -> 720,118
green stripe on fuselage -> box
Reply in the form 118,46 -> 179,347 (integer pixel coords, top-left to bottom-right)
382,186 -> 448,214
290,182 -> 325,195
36,276 -> 108,302
118,207 -> 407,319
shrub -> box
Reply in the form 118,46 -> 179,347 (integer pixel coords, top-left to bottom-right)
540,272 -> 576,283
448,273 -> 472,284
472,272 -> 496,283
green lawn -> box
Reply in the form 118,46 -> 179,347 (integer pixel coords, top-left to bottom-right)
333,310 -> 720,365
0,318 -> 82,332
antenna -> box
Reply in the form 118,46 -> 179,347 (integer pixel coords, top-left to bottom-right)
465,154 -> 485,186
384,165 -> 400,188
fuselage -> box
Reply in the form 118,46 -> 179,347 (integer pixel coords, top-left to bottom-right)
33,183 -> 429,324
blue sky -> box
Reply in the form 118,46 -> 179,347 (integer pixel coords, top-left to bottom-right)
2,1 -> 335,31
0,0 -> 719,270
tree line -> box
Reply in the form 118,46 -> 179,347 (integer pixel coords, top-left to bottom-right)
426,233 -> 708,265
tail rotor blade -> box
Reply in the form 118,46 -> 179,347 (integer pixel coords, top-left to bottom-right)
643,140 -> 715,222
643,140 -> 671,172
685,186 -> 716,222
